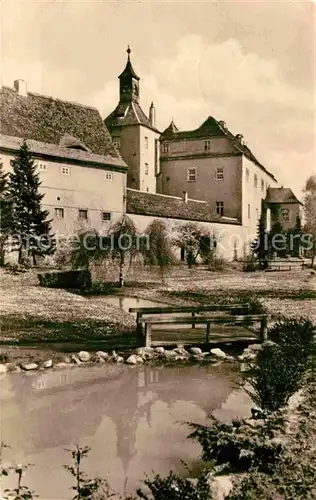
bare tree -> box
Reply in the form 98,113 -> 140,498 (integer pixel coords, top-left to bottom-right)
303,174 -> 316,267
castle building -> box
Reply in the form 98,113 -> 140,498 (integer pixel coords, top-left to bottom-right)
158,117 -> 279,237
0,80 -> 128,237
105,47 -> 160,194
0,49 -> 303,262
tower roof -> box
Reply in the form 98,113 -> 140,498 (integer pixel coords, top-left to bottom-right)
161,120 -> 179,138
118,46 -> 140,81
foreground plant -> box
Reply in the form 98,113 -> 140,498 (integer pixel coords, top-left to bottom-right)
187,413 -> 286,474
247,317 -> 315,412
136,470 -> 211,500
64,445 -> 116,499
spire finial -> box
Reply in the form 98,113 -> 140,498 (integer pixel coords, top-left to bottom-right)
127,45 -> 131,58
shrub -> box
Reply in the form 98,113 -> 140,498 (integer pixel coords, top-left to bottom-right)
135,471 -> 211,500
242,256 -> 257,272
268,317 -> 315,372
247,318 -> 315,412
246,342 -> 303,411
187,415 -> 285,474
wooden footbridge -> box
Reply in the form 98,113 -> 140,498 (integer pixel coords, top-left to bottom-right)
129,303 -> 269,347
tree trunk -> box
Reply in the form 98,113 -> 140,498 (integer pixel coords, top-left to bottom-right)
119,251 -> 125,287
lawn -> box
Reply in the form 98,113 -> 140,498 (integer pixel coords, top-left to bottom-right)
0,265 -> 315,348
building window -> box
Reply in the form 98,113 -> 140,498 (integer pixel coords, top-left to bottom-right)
113,137 -> 120,149
187,168 -> 196,182
78,209 -> 88,220
145,136 -> 148,149
281,209 -> 290,222
216,167 -> 224,180
55,207 -> 64,219
261,179 -> 264,191
246,168 -> 249,182
204,140 -> 211,152
162,143 -> 169,153
248,204 -> 251,219
61,166 -> 70,175
145,163 -> 149,175
254,174 -> 258,188
216,201 -> 224,216
101,212 -> 111,221
38,162 -> 47,171
105,172 -> 113,181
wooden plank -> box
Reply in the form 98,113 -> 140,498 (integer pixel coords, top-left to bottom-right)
141,314 -> 268,325
129,303 -> 251,315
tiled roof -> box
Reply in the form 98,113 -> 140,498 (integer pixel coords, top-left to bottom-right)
105,101 -> 160,133
126,188 -> 240,224
0,85 -> 121,159
265,187 -> 302,204
0,134 -> 128,169
160,115 -> 277,181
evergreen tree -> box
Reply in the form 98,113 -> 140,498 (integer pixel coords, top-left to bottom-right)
8,141 -> 55,265
250,213 -> 268,268
0,161 -> 12,265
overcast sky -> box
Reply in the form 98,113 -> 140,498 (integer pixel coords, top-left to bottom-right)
1,0 -> 315,198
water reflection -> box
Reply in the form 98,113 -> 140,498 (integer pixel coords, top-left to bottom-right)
0,365 -> 241,497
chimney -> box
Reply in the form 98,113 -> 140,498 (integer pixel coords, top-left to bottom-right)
235,134 -> 244,144
182,190 -> 188,203
149,102 -> 156,127
219,120 -> 226,129
14,79 -> 27,97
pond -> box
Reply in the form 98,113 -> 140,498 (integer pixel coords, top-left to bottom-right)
89,295 -> 168,316
0,364 -> 252,498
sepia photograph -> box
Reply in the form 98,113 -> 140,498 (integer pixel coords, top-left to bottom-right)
0,0 -> 315,498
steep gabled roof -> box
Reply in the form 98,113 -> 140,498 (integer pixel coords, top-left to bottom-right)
126,188 -> 240,224
0,85 -> 121,160
265,187 -> 302,204
160,115 -> 277,181
105,101 -> 160,133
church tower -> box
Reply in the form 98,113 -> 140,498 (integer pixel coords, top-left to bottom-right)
105,47 -> 160,193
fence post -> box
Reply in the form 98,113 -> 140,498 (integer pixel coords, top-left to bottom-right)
145,323 -> 152,348
136,313 -> 143,338
259,316 -> 268,342
206,322 -> 211,343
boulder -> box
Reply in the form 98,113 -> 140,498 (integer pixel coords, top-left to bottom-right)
64,355 -> 72,364
135,347 -> 154,359
78,351 -> 91,362
193,354 -> 205,362
21,363 -> 38,371
189,347 -> 203,355
116,356 -> 124,363
210,348 -> 227,359
154,347 -> 165,354
42,359 -> 53,369
208,475 -> 233,500
71,354 -> 82,365
96,351 -> 109,360
249,343 -> 263,352
174,346 -> 189,357
0,364 -> 8,374
126,354 -> 143,365
163,350 -> 178,360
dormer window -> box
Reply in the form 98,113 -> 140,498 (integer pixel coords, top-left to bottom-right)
113,137 -> 120,150
59,133 -> 90,152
